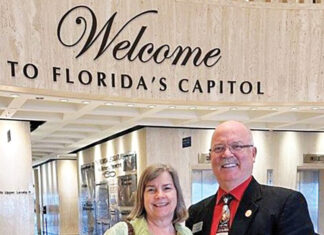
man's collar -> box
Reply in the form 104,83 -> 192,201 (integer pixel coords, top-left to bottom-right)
216,176 -> 252,204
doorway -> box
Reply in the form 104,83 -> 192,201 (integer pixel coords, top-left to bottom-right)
297,169 -> 322,234
191,169 -> 218,204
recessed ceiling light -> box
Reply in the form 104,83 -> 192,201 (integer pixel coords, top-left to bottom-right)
127,104 -> 134,107
189,106 -> 196,110
312,107 -> 319,110
82,101 -> 90,104
271,107 -> 277,111
148,105 -> 156,109
10,94 -> 19,98
209,107 -> 217,111
105,102 -> 113,106
169,106 -> 176,109
60,99 -> 68,102
230,107 -> 237,110
291,107 -> 298,110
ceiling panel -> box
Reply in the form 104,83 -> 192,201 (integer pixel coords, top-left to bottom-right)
0,91 -> 323,161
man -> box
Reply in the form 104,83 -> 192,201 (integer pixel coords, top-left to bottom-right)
186,120 -> 315,235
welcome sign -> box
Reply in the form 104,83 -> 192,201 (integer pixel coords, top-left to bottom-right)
1,0 -> 323,104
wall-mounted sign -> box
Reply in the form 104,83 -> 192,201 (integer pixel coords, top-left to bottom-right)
1,0 -> 323,103
7,130 -> 11,142
182,136 -> 192,148
198,153 -> 211,164
303,154 -> 324,164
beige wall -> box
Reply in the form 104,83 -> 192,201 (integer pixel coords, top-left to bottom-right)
57,160 -> 79,235
145,127 -> 214,208
0,120 -> 34,234
254,131 -> 324,189
1,0 -> 324,104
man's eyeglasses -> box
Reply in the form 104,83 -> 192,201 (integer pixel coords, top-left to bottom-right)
210,144 -> 254,154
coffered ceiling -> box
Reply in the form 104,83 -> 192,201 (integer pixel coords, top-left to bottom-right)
0,91 -> 324,162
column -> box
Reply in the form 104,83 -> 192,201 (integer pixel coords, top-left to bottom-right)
0,120 -> 34,234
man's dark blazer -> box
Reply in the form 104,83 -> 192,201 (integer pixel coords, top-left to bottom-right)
186,177 -> 315,235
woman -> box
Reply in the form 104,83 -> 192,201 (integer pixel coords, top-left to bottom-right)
104,164 -> 192,235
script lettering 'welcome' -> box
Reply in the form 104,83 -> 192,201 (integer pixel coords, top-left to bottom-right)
57,6 -> 222,67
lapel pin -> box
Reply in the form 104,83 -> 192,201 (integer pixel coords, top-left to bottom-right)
245,209 -> 252,217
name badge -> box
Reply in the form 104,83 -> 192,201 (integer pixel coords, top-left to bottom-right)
192,221 -> 203,233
